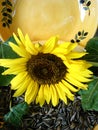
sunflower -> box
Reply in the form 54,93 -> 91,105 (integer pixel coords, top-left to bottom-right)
0,29 -> 93,106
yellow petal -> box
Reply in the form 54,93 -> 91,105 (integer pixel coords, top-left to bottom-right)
13,75 -> 31,97
69,60 -> 92,69
11,72 -> 28,89
25,34 -> 38,55
59,84 -> 74,101
67,62 -> 84,71
62,79 -> 78,92
53,43 -> 77,55
11,82 -> 21,90
54,53 -> 66,61
2,65 -> 26,75
13,33 -> 22,46
25,81 -> 39,104
66,73 -> 88,89
58,82 -> 74,96
67,69 -> 92,82
9,42 -> 30,58
42,36 -> 58,53
68,63 -> 93,77
59,81 -> 74,101
67,93 -> 74,101
67,52 -> 87,59
52,47 -> 69,55
50,85 -> 58,106
17,28 -> 25,45
13,85 -> 26,97
79,70 -> 93,77
63,60 -> 70,68
58,42 -> 70,49
0,58 -> 28,68
44,84 -> 51,104
25,80 -> 34,96
36,85 -> 45,106
67,43 -> 78,52
55,84 -> 67,104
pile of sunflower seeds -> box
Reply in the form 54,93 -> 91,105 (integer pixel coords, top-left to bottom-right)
19,96 -> 98,130
1,87 -> 98,130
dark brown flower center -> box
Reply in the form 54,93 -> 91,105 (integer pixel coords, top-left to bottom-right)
27,53 -> 67,85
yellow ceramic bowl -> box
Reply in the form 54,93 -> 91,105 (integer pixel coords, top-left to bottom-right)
94,125 -> 98,130
0,0 -> 98,46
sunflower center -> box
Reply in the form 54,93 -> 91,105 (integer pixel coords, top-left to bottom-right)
27,53 -> 67,84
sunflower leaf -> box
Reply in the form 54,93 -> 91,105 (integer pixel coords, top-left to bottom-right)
79,78 -> 98,111
83,37 -> 98,62
4,102 -> 29,126
0,66 -> 14,86
0,36 -> 19,59
0,36 -> 19,86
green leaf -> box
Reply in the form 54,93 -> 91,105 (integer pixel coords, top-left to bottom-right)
81,30 -> 84,36
79,78 -> 98,111
4,102 -> 29,126
88,62 -> 98,67
0,66 -> 14,86
83,37 -> 98,62
79,36 -> 86,40
7,0 -> 13,6
0,36 -> 19,86
75,34 -> 78,40
0,36 -> 19,59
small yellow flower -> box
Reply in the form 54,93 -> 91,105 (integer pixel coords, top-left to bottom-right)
0,28 -> 93,106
